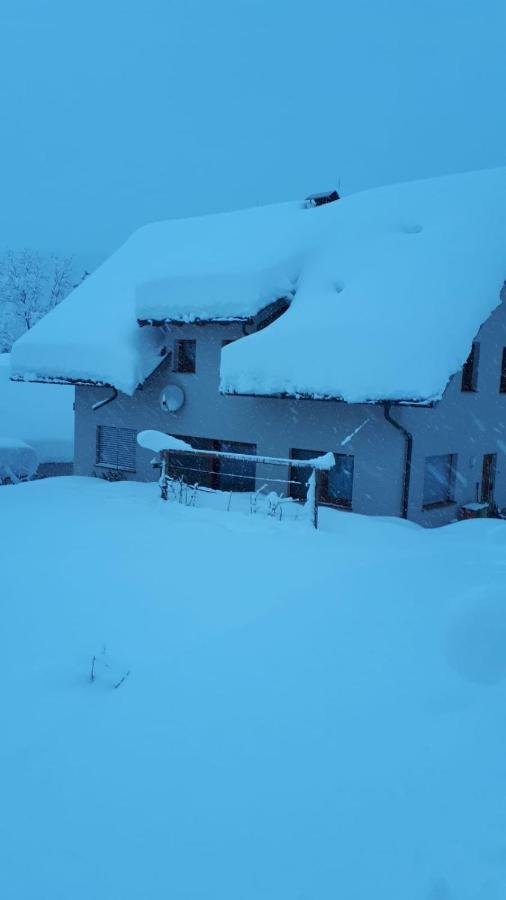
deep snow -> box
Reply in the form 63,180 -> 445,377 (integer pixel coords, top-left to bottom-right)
1,477 -> 506,899
10,167 -> 506,402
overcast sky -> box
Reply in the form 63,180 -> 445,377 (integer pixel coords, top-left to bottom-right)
1,0 -> 505,261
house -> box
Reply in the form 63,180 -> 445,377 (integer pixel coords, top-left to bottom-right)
0,353 -> 74,479
9,167 -> 506,525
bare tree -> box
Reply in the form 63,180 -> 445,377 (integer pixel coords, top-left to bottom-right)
0,249 -> 77,351
48,254 -> 73,307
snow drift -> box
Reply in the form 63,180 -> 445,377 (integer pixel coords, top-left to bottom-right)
1,477 -> 506,899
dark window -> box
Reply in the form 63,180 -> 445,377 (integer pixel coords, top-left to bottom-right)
167,435 -> 214,487
423,454 -> 456,507
461,342 -> 479,392
481,453 -> 497,503
289,449 -> 354,509
500,348 -> 506,393
96,426 -> 136,471
174,340 -> 196,373
166,436 -> 256,492
215,441 -> 256,492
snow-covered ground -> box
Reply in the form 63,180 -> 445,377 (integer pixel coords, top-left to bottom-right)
1,477 -> 506,899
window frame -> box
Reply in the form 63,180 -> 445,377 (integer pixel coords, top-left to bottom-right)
422,453 -> 457,509
95,425 -> 137,472
481,453 -> 497,504
166,435 -> 257,492
173,339 -> 197,373
213,440 -> 257,492
500,348 -> 506,393
289,449 -> 354,509
461,342 -> 480,392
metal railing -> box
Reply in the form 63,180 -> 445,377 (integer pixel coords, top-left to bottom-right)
158,446 -> 336,528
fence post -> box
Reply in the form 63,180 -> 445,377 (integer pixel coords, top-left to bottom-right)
313,468 -> 322,530
160,451 -> 169,501
306,468 -> 322,529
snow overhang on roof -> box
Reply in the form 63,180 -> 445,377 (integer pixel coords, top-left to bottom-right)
135,270 -> 297,326
221,167 -> 506,403
9,166 -> 506,401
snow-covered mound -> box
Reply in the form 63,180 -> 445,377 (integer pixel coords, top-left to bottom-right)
10,167 -> 506,401
1,477 -> 506,899
0,354 -> 74,462
0,436 -> 38,481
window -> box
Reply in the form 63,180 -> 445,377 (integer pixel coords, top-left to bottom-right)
500,348 -> 506,393
216,441 -> 256,492
167,436 -> 256,492
290,449 -> 354,509
461,342 -> 479,392
167,435 -> 214,487
481,453 -> 497,504
174,340 -> 196,373
422,454 -> 457,508
96,426 -> 136,471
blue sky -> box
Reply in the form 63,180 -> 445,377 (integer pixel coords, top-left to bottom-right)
0,0 -> 505,260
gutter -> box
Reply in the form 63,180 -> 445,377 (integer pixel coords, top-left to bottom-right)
92,388 -> 118,411
383,402 -> 413,519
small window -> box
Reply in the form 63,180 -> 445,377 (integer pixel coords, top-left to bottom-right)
174,340 -> 196,373
461,342 -> 479,392
500,348 -> 506,393
290,449 -> 354,509
481,453 -> 497,504
423,454 -> 457,508
96,426 -> 136,471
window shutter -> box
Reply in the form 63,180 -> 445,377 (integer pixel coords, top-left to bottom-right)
116,428 -> 137,471
96,426 -> 136,471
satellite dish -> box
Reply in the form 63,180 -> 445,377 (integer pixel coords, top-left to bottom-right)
160,384 -> 185,413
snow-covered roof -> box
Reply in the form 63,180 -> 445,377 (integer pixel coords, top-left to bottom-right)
0,355 -> 74,462
10,167 -> 506,402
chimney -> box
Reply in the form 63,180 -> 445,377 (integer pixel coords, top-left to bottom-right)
304,190 -> 340,209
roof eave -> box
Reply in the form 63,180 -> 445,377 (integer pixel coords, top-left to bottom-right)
9,344 -> 173,394
138,315 -> 254,328
9,374 -> 113,388
220,387 -> 436,407
137,296 -> 292,329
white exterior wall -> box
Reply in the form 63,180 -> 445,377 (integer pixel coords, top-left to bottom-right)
398,296 -> 506,525
74,296 -> 506,526
75,322 -> 405,519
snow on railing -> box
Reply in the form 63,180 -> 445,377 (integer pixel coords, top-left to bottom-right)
137,430 -> 336,529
